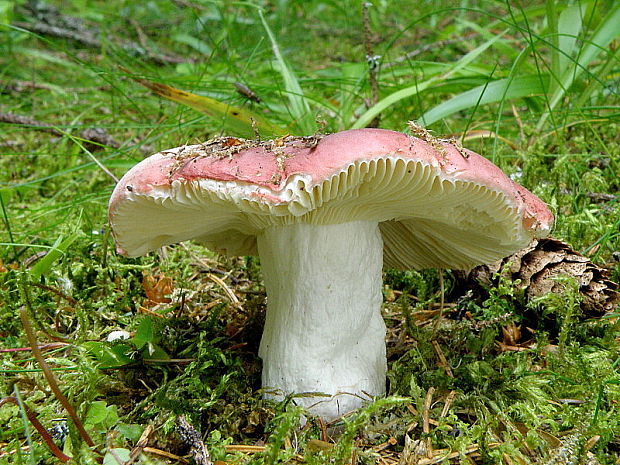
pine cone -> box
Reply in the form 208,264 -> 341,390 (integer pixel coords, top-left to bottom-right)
461,238 -> 619,316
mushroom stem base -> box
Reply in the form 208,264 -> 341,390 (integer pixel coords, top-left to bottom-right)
257,221 -> 386,420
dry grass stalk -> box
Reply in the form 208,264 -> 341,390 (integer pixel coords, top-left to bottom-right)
431,341 -> 454,378
422,387 -> 435,458
207,273 -> 243,309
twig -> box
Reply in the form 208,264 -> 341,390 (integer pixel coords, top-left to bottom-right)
0,112 -> 62,136
1,112 -> 120,182
0,80 -> 56,93
422,387 -> 435,458
372,437 -> 398,452
143,446 -> 188,463
13,20 -> 100,46
225,444 -> 266,453
13,19 -> 188,65
19,308 -> 102,455
206,273 -> 242,309
0,342 -> 69,353
317,416 -> 329,442
431,341 -> 454,378
0,396 -> 71,462
586,192 -> 617,203
510,103 -> 525,142
415,443 -> 500,465
362,2 -> 381,128
126,424 -> 154,465
1,114 -> 121,184
431,269 -> 446,334
23,250 -> 49,268
0,79 -> 111,94
28,282 -> 78,306
80,128 -> 120,150
128,18 -> 150,51
138,305 -> 167,318
440,391 -> 457,418
0,112 -> 123,154
143,358 -> 195,364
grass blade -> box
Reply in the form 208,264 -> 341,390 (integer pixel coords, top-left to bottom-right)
546,1 -> 583,97
20,308 -> 101,454
127,72 -> 285,138
536,2 -> 620,129
171,32 -> 212,56
352,33 -> 505,129
29,232 -> 79,281
0,396 -> 72,463
459,62 -> 498,143
556,4 -> 583,76
419,74 -> 549,126
546,0 -> 559,95
0,187 -> 16,260
258,10 -> 316,135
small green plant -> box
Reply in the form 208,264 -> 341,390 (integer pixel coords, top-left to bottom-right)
529,275 -> 582,351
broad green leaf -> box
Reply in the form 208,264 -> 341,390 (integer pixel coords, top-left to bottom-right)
420,74 -> 550,126
172,32 -> 212,56
85,401 -> 120,431
546,2 -> 583,97
116,423 -> 143,442
142,342 -> 170,360
103,449 -> 131,465
258,10 -> 316,135
30,232 -> 79,281
128,74 -> 285,138
131,318 -> 154,350
83,341 -> 133,367
351,32 -> 506,129
85,401 -> 111,426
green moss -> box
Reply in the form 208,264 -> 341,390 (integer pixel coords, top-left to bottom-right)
0,0 -> 618,463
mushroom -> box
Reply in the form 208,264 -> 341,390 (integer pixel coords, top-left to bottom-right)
108,128 -> 553,420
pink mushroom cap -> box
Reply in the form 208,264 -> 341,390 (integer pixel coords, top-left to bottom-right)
109,128 -> 553,270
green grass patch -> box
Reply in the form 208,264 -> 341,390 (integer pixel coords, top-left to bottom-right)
1,0 -> 618,463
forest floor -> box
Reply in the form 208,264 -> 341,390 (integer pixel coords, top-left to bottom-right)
0,1 -> 619,464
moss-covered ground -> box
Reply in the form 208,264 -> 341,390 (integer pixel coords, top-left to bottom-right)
1,1 -> 619,463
